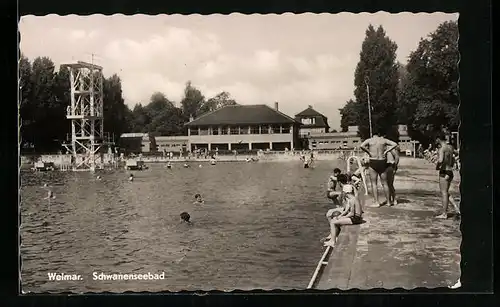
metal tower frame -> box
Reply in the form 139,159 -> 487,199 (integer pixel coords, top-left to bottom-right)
61,61 -> 104,171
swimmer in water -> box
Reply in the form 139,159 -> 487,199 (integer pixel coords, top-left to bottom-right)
128,174 -> 134,182
359,129 -> 398,207
183,163 -> 190,168
180,212 -> 192,224
96,175 -> 102,181
199,164 -> 202,168
42,184 -> 56,200
193,194 -> 204,205
166,161 -> 172,169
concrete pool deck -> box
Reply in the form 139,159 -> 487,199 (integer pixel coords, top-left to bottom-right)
314,158 -> 461,290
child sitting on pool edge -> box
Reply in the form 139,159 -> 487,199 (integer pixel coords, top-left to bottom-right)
323,174 -> 364,247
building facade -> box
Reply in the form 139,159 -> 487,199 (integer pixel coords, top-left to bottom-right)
185,103 -> 302,151
294,105 -> 330,137
119,133 -> 155,153
308,126 -> 361,150
155,136 -> 189,153
397,124 -> 414,152
307,125 -> 415,152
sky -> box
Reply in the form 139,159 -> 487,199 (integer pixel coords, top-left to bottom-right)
19,13 -> 458,130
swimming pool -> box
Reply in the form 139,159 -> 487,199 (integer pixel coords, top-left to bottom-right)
20,160 -> 346,292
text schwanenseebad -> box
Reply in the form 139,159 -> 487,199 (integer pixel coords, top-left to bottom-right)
92,272 -> 166,281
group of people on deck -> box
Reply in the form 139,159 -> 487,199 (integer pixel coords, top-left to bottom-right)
321,128 -> 460,247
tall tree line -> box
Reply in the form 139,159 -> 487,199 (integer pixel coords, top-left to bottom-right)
339,20 -> 459,146
19,55 -> 237,153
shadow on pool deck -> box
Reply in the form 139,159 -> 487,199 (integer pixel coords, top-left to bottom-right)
315,161 -> 461,290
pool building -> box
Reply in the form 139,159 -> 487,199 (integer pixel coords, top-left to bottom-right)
119,103 -> 416,154
184,103 -> 301,151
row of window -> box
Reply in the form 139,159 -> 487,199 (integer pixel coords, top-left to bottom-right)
190,125 -> 292,136
157,143 -> 187,148
313,140 -> 359,145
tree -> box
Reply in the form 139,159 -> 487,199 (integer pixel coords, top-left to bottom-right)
30,56 -> 60,152
144,92 -> 185,136
103,74 -> 129,141
200,91 -> 237,114
394,62 -> 410,124
352,25 -> 400,141
399,20 -> 459,145
129,104 -> 150,133
180,81 -> 205,119
19,55 -> 34,150
339,99 -> 358,132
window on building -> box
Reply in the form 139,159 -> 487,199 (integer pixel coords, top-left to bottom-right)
302,118 -> 312,125
199,127 -> 209,135
240,126 -> 249,134
250,126 -> 260,134
221,126 -> 228,135
190,128 -> 199,135
230,126 -> 239,135
272,125 -> 281,134
261,126 -> 269,134
282,126 -> 290,133
212,127 -> 219,135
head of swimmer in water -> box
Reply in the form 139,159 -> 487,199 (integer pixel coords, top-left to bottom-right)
180,212 -> 191,223
333,168 -> 341,176
194,194 -> 203,202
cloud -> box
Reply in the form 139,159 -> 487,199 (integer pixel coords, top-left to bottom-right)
101,25 -> 355,115
19,13 -> 458,129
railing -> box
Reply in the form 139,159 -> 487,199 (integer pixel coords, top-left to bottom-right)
307,244 -> 333,289
346,155 -> 369,196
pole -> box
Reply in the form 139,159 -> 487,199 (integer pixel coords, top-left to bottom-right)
365,76 -> 373,138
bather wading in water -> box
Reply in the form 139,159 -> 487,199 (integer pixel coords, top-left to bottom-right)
359,129 -> 398,207
42,183 -> 56,200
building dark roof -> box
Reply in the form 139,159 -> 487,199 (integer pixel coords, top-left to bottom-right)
184,104 -> 300,126
295,106 -> 325,117
295,106 -> 329,129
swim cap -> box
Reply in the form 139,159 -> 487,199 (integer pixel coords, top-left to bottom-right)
342,184 -> 354,194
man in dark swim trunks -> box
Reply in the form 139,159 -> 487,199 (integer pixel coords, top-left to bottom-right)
435,132 -> 459,219
359,130 -> 398,207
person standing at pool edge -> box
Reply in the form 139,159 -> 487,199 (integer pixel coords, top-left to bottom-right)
435,132 -> 458,219
384,140 -> 400,205
359,129 -> 398,207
